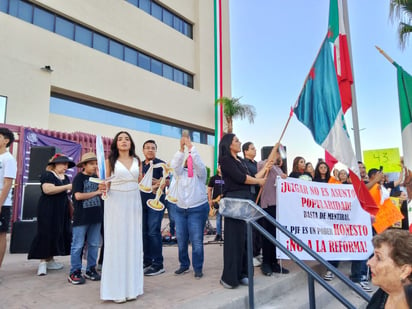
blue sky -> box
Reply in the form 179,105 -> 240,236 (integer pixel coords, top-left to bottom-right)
229,0 -> 411,171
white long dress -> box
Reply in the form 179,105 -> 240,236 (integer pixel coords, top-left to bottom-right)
100,158 -> 143,300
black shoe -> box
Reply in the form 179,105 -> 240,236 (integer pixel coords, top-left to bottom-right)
144,265 -> 165,276
272,263 -> 289,274
85,267 -> 101,281
214,234 -> 223,241
261,263 -> 273,276
68,269 -> 85,285
220,279 -> 234,289
143,262 -> 152,271
194,272 -> 203,279
174,267 -> 189,275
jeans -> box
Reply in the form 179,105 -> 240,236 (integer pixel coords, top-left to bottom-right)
174,202 -> 209,273
142,193 -> 165,268
216,211 -> 222,235
70,223 -> 101,274
165,201 -> 176,237
350,260 -> 368,282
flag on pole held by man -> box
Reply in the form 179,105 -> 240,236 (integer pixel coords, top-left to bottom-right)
294,37 -> 379,217
394,62 -> 412,171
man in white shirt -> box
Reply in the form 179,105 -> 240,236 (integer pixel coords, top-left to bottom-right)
0,128 -> 17,273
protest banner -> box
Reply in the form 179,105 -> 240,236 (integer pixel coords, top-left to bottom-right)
276,177 -> 373,260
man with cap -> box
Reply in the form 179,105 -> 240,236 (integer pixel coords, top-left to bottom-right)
68,152 -> 103,285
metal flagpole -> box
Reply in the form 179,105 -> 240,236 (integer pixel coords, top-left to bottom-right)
342,0 -> 362,162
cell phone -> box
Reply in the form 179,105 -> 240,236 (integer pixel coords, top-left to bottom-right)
379,166 -> 383,172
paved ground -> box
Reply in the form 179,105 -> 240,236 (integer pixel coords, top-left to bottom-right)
0,232 -> 299,309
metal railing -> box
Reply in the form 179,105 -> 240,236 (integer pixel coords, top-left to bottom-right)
219,198 -> 372,309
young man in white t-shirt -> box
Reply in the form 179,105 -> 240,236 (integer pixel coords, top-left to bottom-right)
0,128 -> 17,273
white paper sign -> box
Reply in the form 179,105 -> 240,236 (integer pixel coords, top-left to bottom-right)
276,177 -> 373,260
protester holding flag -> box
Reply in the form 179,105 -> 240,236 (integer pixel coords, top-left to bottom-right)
257,144 -> 289,277
218,133 -> 268,289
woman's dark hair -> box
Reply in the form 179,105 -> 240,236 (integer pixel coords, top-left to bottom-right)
292,156 -> 305,173
314,161 -> 331,181
218,133 -> 235,164
108,131 -> 140,173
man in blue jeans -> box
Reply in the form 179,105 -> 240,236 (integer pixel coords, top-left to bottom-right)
68,152 -> 103,284
141,140 -> 167,276
349,161 -> 379,292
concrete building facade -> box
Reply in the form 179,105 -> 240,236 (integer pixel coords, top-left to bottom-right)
0,0 -> 231,166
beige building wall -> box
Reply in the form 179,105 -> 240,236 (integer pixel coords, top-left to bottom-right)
0,0 -> 231,167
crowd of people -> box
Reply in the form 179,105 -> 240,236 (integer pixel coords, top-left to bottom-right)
0,127 -> 411,306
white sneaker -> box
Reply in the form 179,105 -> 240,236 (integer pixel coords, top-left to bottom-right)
47,260 -> 64,270
323,270 -> 334,281
37,262 -> 47,276
253,257 -> 262,267
358,281 -> 372,292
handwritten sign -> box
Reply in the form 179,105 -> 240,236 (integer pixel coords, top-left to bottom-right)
276,177 -> 373,260
363,148 -> 401,173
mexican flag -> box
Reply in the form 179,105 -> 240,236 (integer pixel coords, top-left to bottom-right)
328,0 -> 353,114
394,62 -> 412,171
294,38 -> 378,216
294,38 -> 357,172
325,0 -> 353,169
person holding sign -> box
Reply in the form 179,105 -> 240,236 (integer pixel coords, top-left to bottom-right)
218,133 -> 268,289
313,161 -> 340,281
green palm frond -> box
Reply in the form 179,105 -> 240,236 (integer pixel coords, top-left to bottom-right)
390,0 -> 412,48
215,96 -> 256,133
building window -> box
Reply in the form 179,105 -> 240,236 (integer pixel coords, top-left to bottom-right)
125,0 -> 193,39
49,94 -> 214,146
0,96 -> 7,123
0,0 -> 194,89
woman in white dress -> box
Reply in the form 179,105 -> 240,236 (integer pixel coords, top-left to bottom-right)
100,131 -> 143,303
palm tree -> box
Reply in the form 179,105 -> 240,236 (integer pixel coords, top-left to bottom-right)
390,0 -> 412,48
216,96 -> 256,133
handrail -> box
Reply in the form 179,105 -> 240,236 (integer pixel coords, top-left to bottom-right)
220,198 -> 372,308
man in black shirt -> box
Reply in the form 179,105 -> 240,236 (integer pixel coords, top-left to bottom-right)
242,142 -> 262,266
141,140 -> 168,276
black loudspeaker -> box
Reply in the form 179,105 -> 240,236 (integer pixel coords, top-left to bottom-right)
21,183 -> 41,221
28,146 -> 55,182
261,145 -> 288,174
9,221 -> 38,253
